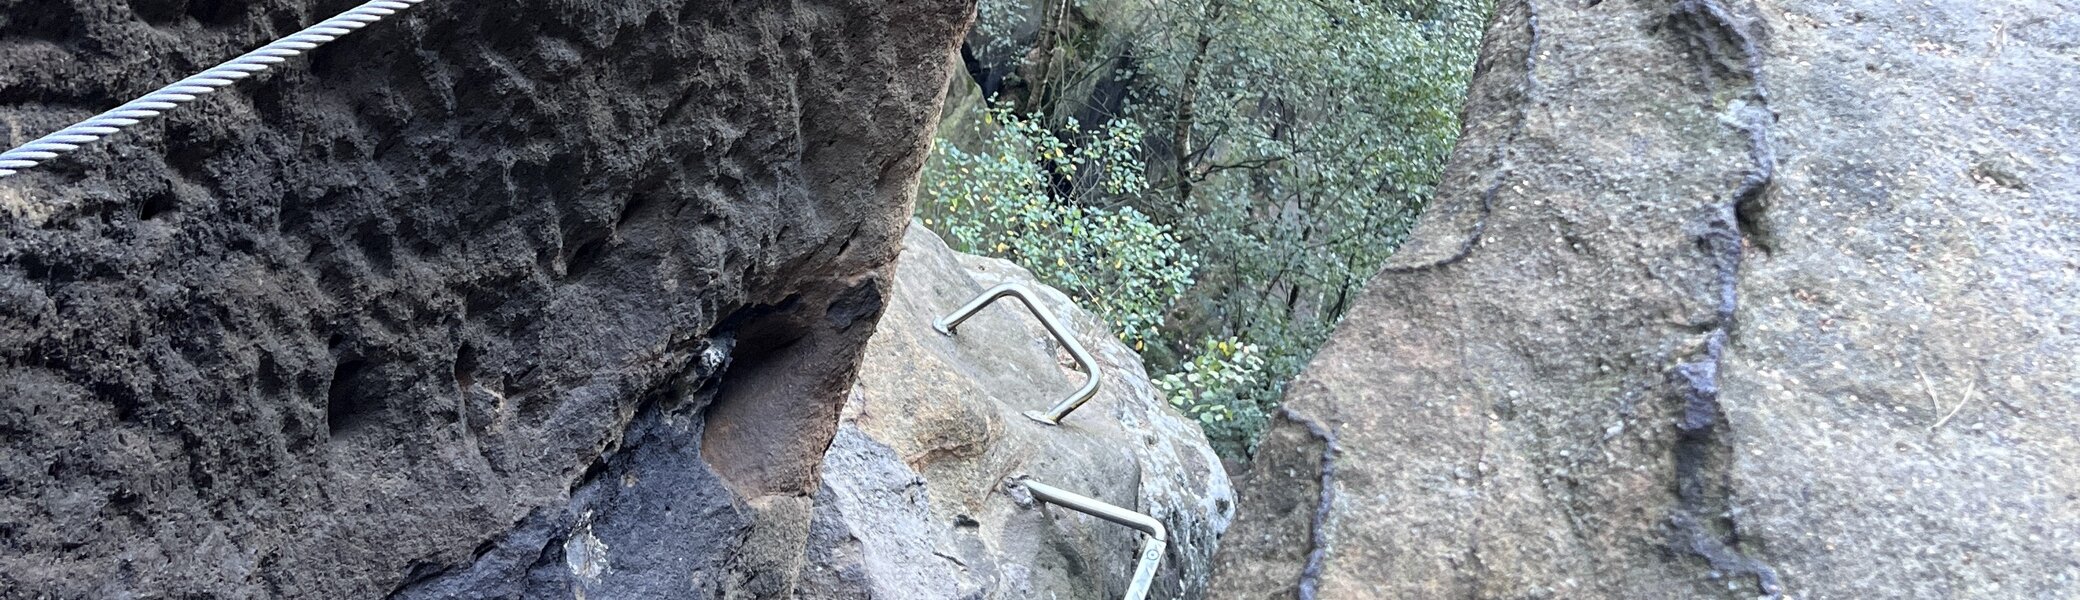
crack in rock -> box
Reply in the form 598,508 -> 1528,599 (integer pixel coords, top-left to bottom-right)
1276,406 -> 1342,600
1664,0 -> 1784,597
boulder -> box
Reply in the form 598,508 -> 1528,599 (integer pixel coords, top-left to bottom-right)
0,1 -> 970,597
1211,0 -> 2078,598
790,224 -> 1235,599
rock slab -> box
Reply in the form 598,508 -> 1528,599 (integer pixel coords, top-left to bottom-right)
790,225 -> 1235,599
1211,0 -> 2079,598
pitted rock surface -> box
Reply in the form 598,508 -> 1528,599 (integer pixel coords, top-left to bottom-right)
0,1 -> 971,597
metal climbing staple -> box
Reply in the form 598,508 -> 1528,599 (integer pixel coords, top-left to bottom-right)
0,0 -> 430,178
1020,479 -> 1168,600
934,282 -> 1102,425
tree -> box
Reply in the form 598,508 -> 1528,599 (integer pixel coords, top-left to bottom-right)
927,0 -> 1493,455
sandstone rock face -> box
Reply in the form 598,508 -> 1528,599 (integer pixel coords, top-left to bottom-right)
1211,0 -> 2078,598
0,1 -> 970,597
790,225 -> 1234,599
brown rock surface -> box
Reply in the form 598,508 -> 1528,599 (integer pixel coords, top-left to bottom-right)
0,1 -> 972,597
1211,0 -> 2079,598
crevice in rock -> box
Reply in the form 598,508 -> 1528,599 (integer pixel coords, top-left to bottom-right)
1668,328 -> 1780,597
823,278 -> 884,332
1662,1 -> 1782,596
1671,0 -> 1778,253
699,296 -> 818,495
324,358 -> 379,440
695,277 -> 891,502
138,189 -> 178,221
1276,406 -> 1341,600
385,335 -> 740,599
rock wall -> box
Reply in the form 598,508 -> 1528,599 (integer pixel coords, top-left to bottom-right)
0,0 -> 971,597
1212,0 -> 2078,598
790,225 -> 1234,599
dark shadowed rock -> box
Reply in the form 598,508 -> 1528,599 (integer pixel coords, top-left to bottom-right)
789,225 -> 1234,599
0,0 -> 971,597
1211,0 -> 2078,598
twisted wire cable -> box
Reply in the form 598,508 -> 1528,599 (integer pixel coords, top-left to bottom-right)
0,0 -> 429,178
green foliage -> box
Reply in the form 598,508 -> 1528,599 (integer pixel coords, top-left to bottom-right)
1155,337 -> 1270,456
973,0 -> 1029,56
919,108 -> 1197,345
1131,0 -> 1492,454
942,0 -> 1492,457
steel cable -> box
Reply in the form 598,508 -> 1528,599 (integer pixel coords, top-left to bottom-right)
0,0 -> 429,178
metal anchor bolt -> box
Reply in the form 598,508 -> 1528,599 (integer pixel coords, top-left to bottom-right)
935,283 -> 1102,425
1019,478 -> 1168,600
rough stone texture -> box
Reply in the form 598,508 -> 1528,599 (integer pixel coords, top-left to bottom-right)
0,0 -> 971,597
1211,0 -> 2078,598
788,225 -> 1234,599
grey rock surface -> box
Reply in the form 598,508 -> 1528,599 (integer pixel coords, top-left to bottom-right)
1211,0 -> 2079,598
0,0 -> 971,597
789,225 -> 1235,599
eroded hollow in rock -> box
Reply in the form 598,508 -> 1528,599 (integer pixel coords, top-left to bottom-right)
702,278 -> 889,498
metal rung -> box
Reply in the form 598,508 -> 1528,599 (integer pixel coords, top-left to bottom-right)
1020,478 -> 1168,600
935,283 -> 1101,425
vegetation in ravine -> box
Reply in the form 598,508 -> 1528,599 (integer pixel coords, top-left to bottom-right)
918,0 -> 1492,457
